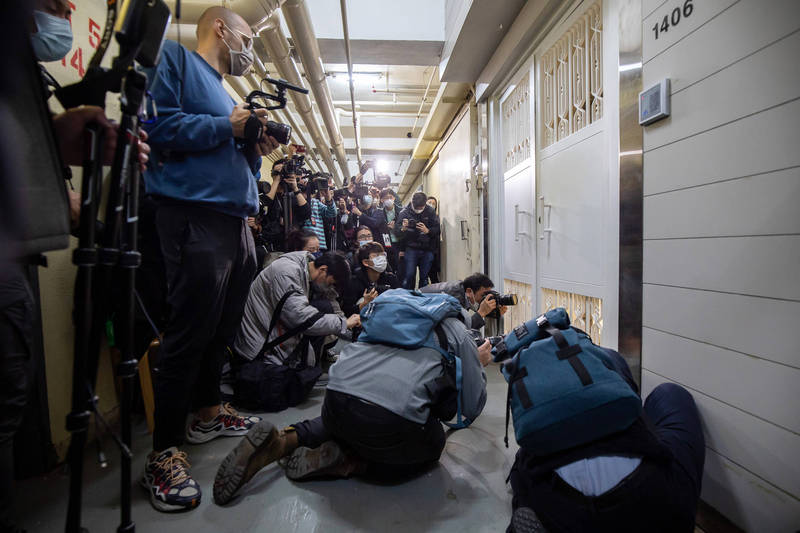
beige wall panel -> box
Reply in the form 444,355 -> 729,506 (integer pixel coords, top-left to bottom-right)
643,167 -> 800,239
643,99 -> 800,196
642,328 -> 800,432
643,0 -> 800,93
643,0 -> 737,62
643,236 -> 800,300
643,284 -> 800,368
643,371 -> 800,533
643,31 -> 800,151
642,371 -> 800,499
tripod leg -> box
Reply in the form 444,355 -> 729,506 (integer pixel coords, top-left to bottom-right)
65,124 -> 104,533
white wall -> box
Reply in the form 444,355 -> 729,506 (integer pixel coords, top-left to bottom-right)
640,0 -> 800,530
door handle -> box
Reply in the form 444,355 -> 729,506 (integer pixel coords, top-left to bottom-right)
538,195 -> 552,240
515,204 -> 532,241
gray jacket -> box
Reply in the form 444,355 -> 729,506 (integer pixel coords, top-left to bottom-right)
234,251 -> 349,365
327,316 -> 487,425
421,281 -> 486,330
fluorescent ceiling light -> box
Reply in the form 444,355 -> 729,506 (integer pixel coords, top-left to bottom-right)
330,71 -> 383,85
376,159 -> 390,173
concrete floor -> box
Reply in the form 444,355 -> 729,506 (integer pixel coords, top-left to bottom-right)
16,365 -> 518,533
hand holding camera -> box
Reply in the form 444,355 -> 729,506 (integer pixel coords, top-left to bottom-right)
230,103 -> 266,138
402,218 -> 409,230
478,294 -> 498,318
416,221 -> 429,234
346,314 -> 362,329
477,339 -> 492,367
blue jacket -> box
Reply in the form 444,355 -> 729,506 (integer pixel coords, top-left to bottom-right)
143,41 -> 261,218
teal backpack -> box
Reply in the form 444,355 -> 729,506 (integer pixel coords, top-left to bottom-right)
499,308 -> 642,455
359,289 -> 472,429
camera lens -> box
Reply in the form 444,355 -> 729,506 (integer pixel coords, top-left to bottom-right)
265,120 -> 292,145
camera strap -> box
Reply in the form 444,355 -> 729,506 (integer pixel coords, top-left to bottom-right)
259,289 -> 324,364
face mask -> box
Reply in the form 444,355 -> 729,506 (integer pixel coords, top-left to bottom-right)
427,203 -> 436,211
310,251 -> 323,260
413,207 -> 425,214
358,240 -> 371,247
222,23 -> 254,76
383,199 -> 394,209
370,255 -> 388,273
31,11 -> 73,62
362,195 -> 373,207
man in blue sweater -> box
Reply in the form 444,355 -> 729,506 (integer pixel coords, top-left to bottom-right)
141,6 -> 280,512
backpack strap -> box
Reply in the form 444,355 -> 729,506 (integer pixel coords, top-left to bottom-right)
432,324 -> 471,430
260,290 -> 325,363
541,319 -> 593,387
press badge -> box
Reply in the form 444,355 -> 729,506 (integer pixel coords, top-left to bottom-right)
382,233 -> 392,247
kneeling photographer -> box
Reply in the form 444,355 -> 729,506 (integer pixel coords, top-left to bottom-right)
422,273 -> 514,330
342,242 -> 400,316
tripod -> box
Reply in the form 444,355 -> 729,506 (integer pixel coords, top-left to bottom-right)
62,65 -> 147,533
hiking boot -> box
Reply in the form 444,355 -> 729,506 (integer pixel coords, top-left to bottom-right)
213,421 -> 298,505
140,447 -> 201,512
185,403 -> 261,444
510,507 -> 548,533
283,440 -> 366,481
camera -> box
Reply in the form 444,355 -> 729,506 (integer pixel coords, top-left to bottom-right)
281,154 -> 305,178
467,331 -> 507,360
374,172 -> 392,189
241,78 -> 310,147
483,290 -> 519,319
368,282 -> 392,294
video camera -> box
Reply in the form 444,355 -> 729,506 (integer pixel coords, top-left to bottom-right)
483,290 -> 519,319
240,77 -> 309,147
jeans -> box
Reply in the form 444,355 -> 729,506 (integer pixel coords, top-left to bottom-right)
292,390 -> 446,477
509,350 -> 705,533
402,248 -> 434,290
152,204 -> 256,451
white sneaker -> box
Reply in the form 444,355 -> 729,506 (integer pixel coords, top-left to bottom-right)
185,403 -> 261,444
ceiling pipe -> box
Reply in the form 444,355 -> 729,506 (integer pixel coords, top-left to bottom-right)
256,13 -> 342,184
338,0 -> 362,169
164,0 -> 283,26
281,0 -> 351,181
410,67 -> 437,137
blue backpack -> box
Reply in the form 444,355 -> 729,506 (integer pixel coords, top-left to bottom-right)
499,308 -> 642,455
359,289 -> 471,428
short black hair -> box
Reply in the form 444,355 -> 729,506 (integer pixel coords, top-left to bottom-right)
379,188 -> 396,199
312,251 -> 351,290
355,225 -> 373,238
463,272 -> 494,292
356,242 -> 385,267
412,191 -> 427,209
286,229 -> 318,252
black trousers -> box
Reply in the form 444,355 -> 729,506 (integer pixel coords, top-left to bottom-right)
509,351 -> 705,533
0,265 -> 33,529
153,204 -> 256,451
293,390 -> 446,477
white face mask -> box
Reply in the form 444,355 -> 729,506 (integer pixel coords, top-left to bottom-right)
369,255 -> 388,273
31,11 -> 73,62
222,23 -> 254,76
383,199 -> 394,209
413,207 -> 425,214
358,239 -> 371,247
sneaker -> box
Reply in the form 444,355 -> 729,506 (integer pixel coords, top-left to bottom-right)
140,447 -> 201,512
510,507 -> 548,533
213,421 -> 297,505
185,403 -> 261,444
283,440 -> 365,481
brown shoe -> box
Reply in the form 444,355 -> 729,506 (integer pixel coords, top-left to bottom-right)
213,421 -> 297,504
283,440 -> 366,481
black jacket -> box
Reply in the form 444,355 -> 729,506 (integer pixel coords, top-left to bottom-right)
394,204 -> 440,251
342,267 -> 400,317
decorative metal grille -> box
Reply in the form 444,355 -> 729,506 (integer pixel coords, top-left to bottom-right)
502,279 -> 535,335
540,1 -> 603,148
501,72 -> 531,173
541,287 -> 603,345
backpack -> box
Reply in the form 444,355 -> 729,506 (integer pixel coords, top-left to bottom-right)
500,308 -> 642,455
359,289 -> 471,428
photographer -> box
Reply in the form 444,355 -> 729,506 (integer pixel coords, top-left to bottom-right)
395,191 -> 440,289
342,242 -> 400,317
261,158 -> 310,252
421,273 -> 506,330
140,6 -> 281,512
302,176 -> 338,251
349,192 -> 380,235
375,188 -> 402,273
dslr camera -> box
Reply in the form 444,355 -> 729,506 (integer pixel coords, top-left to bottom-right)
368,282 -> 392,294
483,290 -> 519,319
240,78 -> 310,148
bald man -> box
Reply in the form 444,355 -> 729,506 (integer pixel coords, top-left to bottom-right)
141,6 -> 280,512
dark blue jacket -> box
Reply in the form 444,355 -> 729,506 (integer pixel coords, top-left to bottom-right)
143,41 -> 261,218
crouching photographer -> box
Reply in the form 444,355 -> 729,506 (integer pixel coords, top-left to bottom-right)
231,251 -> 361,414
495,309 -> 705,533
341,242 -> 400,316
214,289 -> 493,504
421,273 -> 514,330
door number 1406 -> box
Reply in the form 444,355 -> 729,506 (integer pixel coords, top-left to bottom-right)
652,0 -> 694,40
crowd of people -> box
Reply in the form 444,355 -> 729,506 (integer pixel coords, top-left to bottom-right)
0,3 -> 707,533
